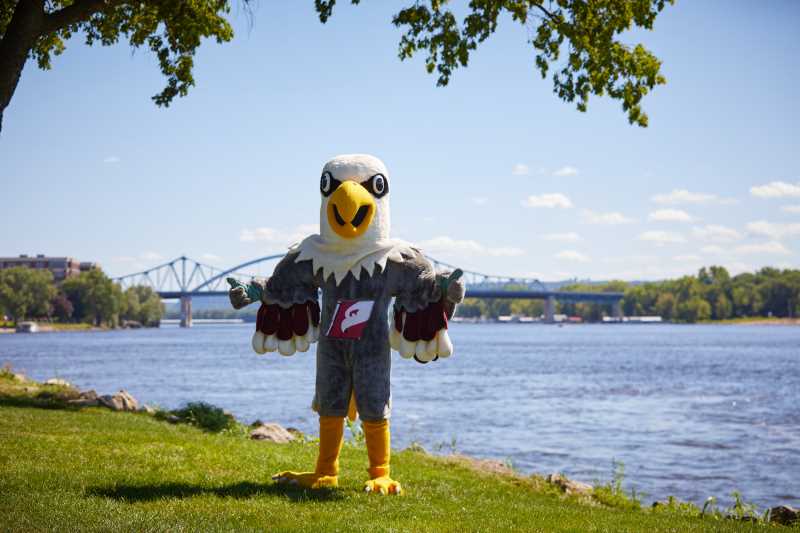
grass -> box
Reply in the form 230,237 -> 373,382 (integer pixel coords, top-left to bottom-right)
0,372 -> 784,532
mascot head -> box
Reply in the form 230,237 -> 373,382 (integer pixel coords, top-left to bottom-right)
293,154 -> 412,284
319,154 -> 391,246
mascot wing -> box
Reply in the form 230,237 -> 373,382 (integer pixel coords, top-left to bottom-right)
251,253 -> 320,356
253,299 -> 320,356
390,296 -> 454,364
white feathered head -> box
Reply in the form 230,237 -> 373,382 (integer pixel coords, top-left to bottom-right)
318,154 -> 391,246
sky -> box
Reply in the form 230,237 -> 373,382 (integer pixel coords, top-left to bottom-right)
1,1 -> 799,282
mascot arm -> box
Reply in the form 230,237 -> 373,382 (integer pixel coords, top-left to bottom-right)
228,253 -> 320,356
388,251 -> 465,364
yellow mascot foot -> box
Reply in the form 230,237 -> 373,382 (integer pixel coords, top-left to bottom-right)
272,471 -> 338,489
364,476 -> 402,495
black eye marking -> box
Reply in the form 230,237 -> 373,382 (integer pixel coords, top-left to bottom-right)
363,173 -> 388,198
320,171 -> 342,197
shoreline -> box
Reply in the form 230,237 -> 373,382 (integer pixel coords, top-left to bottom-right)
1,366 -> 797,526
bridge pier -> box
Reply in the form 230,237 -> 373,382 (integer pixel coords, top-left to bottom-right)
544,295 -> 556,324
612,300 -> 623,319
180,295 -> 192,328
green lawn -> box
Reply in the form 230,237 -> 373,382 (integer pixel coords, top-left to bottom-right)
0,375 -> 778,532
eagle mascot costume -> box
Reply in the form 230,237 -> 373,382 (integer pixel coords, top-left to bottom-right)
228,154 -> 464,495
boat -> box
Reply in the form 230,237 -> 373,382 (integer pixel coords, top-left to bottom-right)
16,322 -> 39,333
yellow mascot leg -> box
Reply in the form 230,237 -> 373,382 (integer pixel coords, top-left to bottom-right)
272,416 -> 343,489
362,419 -> 402,495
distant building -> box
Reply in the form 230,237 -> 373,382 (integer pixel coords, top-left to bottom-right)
0,254 -> 98,282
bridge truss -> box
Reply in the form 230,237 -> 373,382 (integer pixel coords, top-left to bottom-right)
113,255 -> 621,326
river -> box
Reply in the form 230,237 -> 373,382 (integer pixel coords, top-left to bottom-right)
1,323 -> 798,509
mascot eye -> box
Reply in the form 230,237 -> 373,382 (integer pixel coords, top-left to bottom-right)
320,172 -> 341,197
365,174 -> 388,198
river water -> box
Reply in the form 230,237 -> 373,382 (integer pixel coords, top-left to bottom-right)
1,323 -> 798,509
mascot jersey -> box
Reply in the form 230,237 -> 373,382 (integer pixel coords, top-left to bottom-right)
229,154 -> 464,495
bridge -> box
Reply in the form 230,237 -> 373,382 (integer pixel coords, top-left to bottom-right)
113,255 -> 623,327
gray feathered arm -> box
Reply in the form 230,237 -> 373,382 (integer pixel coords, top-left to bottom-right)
388,250 -> 464,363
229,253 -> 320,356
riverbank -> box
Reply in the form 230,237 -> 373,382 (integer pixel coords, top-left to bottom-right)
1,370 -> 795,531
705,317 -> 800,326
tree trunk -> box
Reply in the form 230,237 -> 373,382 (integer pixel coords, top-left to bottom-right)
0,0 -> 45,133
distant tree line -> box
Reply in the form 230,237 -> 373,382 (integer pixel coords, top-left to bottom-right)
457,266 -> 800,323
0,267 -> 162,327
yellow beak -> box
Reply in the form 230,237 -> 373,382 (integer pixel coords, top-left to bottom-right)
327,180 -> 376,239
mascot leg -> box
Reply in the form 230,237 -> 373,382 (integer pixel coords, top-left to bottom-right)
363,419 -> 402,495
272,416 -> 344,489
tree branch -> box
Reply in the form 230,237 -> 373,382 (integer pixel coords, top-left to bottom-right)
43,0 -> 123,33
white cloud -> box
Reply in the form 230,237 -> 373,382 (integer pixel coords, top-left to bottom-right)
555,250 -> 589,262
701,245 -> 724,254
111,256 -> 137,263
512,163 -> 530,176
582,210 -> 634,225
240,224 -> 317,246
240,227 -> 280,242
735,241 -> 791,255
418,236 -> 525,257
553,165 -> 579,177
638,231 -> 686,245
692,224 -> 743,243
522,193 -> 573,209
648,208 -> 694,223
103,155 -> 120,164
542,232 -> 582,242
750,181 -> 800,198
140,251 -> 163,261
746,220 -> 800,240
471,196 -> 489,206
201,253 -> 222,262
651,189 -> 735,205
673,254 -> 701,262
781,205 -> 800,214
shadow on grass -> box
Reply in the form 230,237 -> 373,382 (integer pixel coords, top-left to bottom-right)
0,392 -> 82,411
87,481 -> 345,503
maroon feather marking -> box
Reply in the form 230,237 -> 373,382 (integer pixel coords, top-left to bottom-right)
292,302 -> 310,335
420,304 -> 438,341
403,309 -> 421,342
394,307 -> 404,332
309,300 -> 320,327
261,304 -> 280,335
277,307 -> 293,340
431,299 -> 447,331
256,304 -> 266,332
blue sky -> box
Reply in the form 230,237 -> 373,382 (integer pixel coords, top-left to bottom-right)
1,1 -> 798,281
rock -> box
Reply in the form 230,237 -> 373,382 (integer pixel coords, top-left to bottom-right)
68,390 -> 100,407
12,373 -> 26,382
286,427 -> 305,440
138,404 -> 156,415
250,423 -> 294,443
44,378 -> 72,387
166,415 -> 181,424
406,442 -> 428,454
770,505 -> 799,526
98,390 -> 139,412
546,473 -> 593,496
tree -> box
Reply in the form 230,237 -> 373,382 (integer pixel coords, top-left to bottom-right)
0,266 -> 56,321
50,292 -> 73,321
319,0 -> 671,127
121,285 -> 163,326
62,268 -> 123,326
1,0 -> 671,132
0,0 -> 237,132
